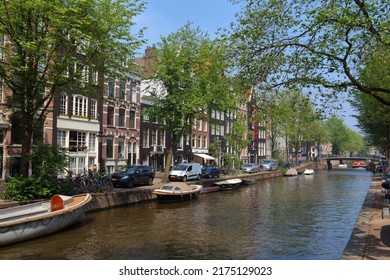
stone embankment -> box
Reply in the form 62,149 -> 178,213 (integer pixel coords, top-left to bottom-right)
86,170 -> 282,212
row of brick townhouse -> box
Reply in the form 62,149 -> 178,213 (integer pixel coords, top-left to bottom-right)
0,39 -> 270,180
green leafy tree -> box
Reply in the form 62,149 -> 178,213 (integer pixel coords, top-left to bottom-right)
0,0 -> 145,177
144,23 -> 237,182
324,116 -> 364,155
227,0 -> 390,106
350,45 -> 390,157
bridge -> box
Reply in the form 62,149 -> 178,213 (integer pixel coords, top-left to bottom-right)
318,157 -> 374,170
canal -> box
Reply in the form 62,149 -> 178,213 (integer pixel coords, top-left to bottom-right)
0,169 -> 373,260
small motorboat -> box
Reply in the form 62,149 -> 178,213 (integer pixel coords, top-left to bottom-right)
214,178 -> 242,191
353,161 -> 366,169
303,169 -> 314,175
242,178 -> 256,185
0,193 -> 92,247
201,185 -> 221,193
284,168 -> 298,176
152,182 -> 203,202
338,163 -> 348,168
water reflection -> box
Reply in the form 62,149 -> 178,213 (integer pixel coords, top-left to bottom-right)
0,169 -> 372,260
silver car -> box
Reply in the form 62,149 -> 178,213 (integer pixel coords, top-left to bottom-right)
242,163 -> 261,173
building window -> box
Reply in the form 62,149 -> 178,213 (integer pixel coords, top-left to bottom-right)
108,78 -> 115,98
151,128 -> 157,146
88,157 -> 96,170
177,134 -> 183,150
60,94 -> 67,115
129,110 -> 136,129
192,135 -> 196,148
129,141 -> 137,165
72,95 -> 87,117
130,83 -> 136,103
90,99 -> 97,119
69,157 -> 85,175
159,130 -> 165,147
119,108 -> 125,127
118,137 -> 125,158
89,133 -> 96,152
57,130 -> 66,147
203,136 -> 207,149
107,106 -> 115,126
69,131 -> 87,151
142,128 -> 149,147
119,81 -> 126,99
106,137 -> 114,159
198,136 -> 202,148
91,66 -> 98,85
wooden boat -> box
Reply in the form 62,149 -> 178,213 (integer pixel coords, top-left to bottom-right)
242,178 -> 256,185
0,193 -> 92,247
201,185 -> 221,193
214,178 -> 242,190
152,182 -> 203,202
303,169 -> 314,175
284,168 -> 298,176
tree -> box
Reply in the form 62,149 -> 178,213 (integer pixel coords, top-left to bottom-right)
350,46 -> 390,158
324,116 -> 364,155
144,23 -> 237,182
0,0 -> 145,177
227,0 -> 390,106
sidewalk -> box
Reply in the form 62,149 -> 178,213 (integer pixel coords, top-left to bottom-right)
342,174 -> 390,259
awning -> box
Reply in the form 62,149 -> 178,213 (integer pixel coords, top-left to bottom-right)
194,153 -> 216,161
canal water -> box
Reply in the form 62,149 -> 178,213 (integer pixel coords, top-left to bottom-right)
0,169 -> 373,260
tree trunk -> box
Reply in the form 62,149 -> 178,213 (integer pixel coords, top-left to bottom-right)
20,123 -> 33,177
162,150 -> 173,183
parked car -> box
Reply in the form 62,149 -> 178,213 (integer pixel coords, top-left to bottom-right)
201,166 -> 221,178
111,165 -> 154,188
168,162 -> 201,181
261,159 -> 279,171
241,163 -> 261,173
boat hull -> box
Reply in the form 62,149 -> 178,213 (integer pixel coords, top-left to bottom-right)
216,179 -> 242,191
154,192 -> 200,202
0,194 -> 92,247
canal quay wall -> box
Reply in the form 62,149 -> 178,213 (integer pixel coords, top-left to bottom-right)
85,170 -> 283,212
85,162 -> 317,212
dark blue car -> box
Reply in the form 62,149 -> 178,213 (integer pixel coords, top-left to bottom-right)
201,166 -> 220,178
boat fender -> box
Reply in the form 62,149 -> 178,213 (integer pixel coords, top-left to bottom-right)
50,194 -> 65,212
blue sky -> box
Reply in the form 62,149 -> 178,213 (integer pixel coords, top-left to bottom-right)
136,0 -> 241,50
135,0 -> 358,131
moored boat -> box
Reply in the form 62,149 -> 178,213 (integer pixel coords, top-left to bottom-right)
201,185 -> 221,193
152,182 -> 203,202
352,161 -> 366,169
242,178 -> 256,185
0,193 -> 92,247
303,169 -> 314,175
284,168 -> 298,176
214,178 -> 242,190
338,163 -> 348,168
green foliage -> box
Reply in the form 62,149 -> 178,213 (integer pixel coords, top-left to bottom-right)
0,0 -> 145,177
144,23 -> 237,179
2,143 -> 69,201
222,153 -> 242,169
323,116 -> 364,155
227,0 -> 390,107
